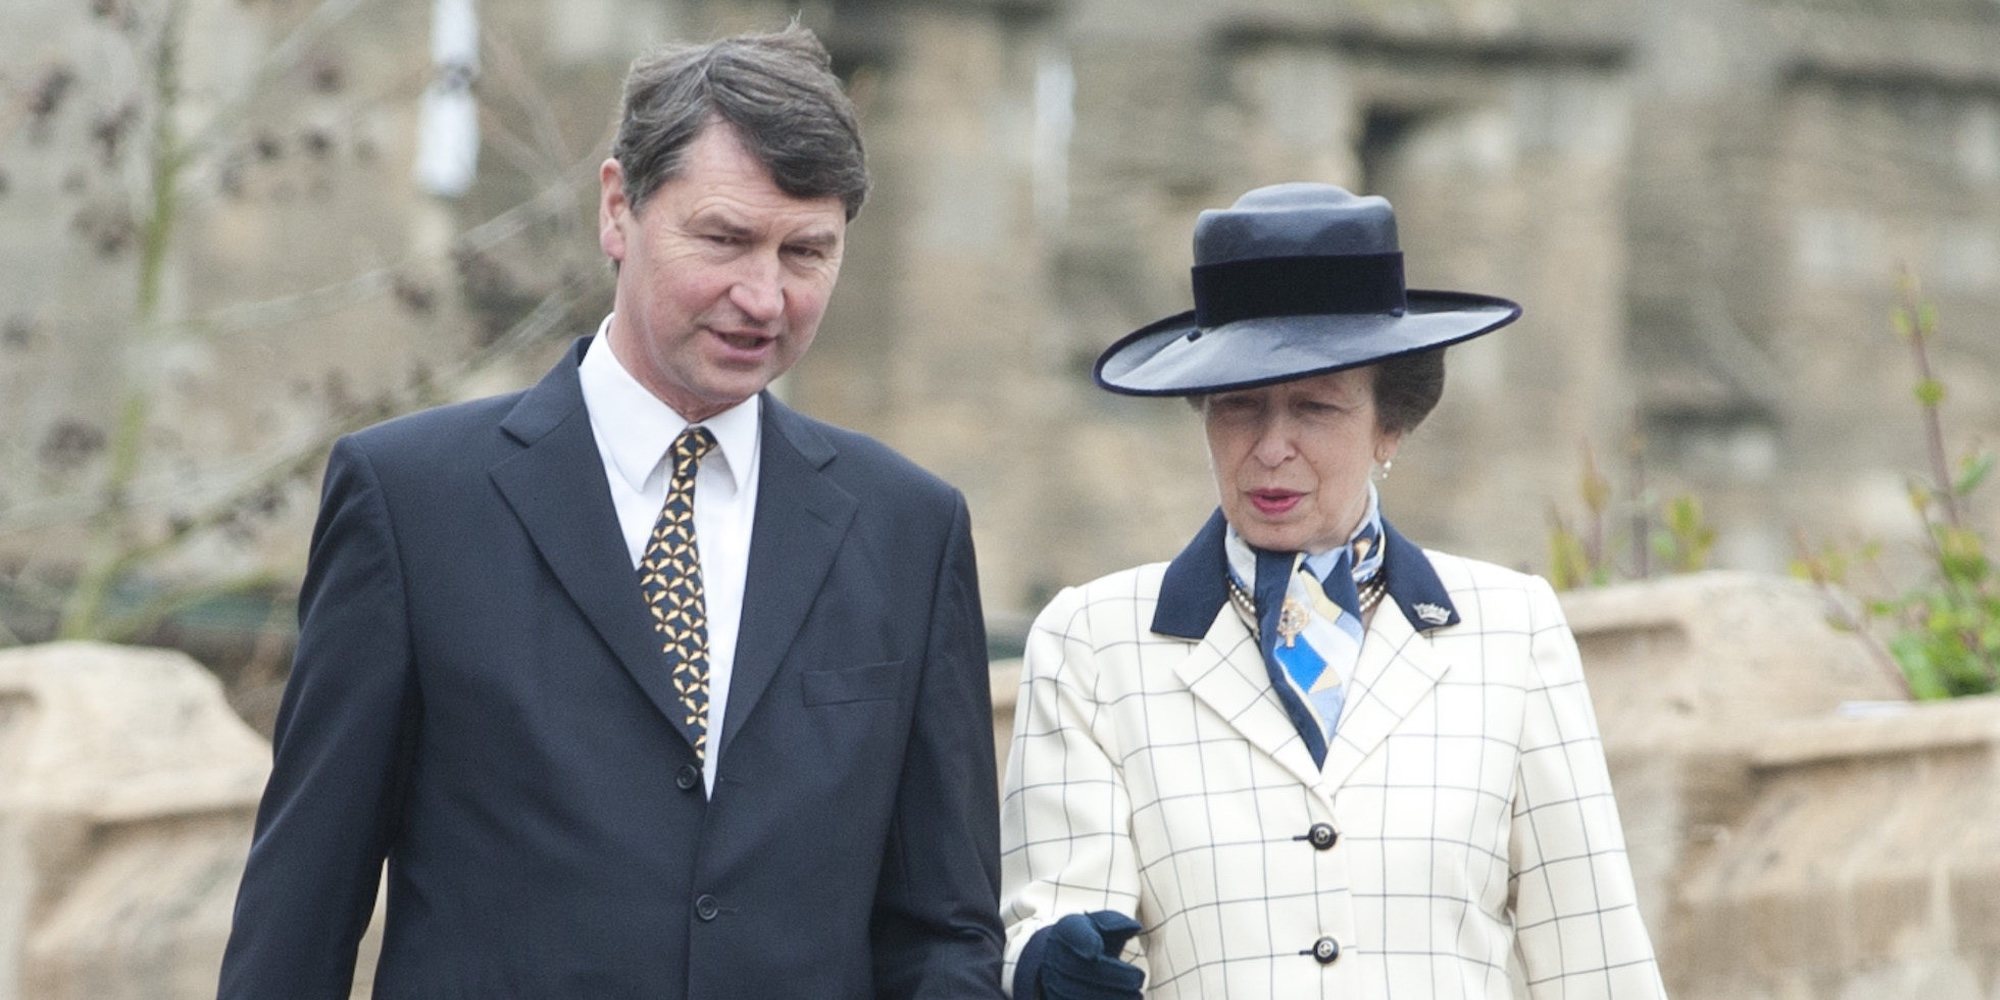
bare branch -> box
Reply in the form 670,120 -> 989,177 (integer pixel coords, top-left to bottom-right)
171,165 -> 596,344
99,568 -> 290,645
479,33 -> 586,186
0,275 -> 591,550
181,0 -> 376,157
1896,270 -> 1961,530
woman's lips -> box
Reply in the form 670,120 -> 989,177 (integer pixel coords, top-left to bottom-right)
1249,490 -> 1303,516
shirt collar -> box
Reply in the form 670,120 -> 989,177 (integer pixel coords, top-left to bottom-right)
579,316 -> 761,495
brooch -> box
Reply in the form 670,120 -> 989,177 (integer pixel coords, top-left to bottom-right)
1277,598 -> 1310,647
1413,602 -> 1451,625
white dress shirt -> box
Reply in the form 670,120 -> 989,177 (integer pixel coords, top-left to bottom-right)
577,319 -> 761,794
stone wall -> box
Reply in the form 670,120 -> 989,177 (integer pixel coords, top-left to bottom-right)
0,0 -> 596,606
1525,574 -> 2000,997
1672,701 -> 2000,999
6,0 -> 2000,637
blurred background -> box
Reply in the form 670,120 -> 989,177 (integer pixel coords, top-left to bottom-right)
5,0 -> 2000,679
2,0 -> 2000,994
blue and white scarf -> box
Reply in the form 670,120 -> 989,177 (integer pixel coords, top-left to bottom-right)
1224,484 -> 1386,746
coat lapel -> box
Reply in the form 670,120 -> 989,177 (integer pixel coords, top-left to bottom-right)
1318,599 -> 1451,788
1157,510 -> 1325,790
716,395 -> 858,756
1319,523 -> 1459,789
1171,606 -> 1328,791
489,339 -> 700,748
1155,512 -> 1463,791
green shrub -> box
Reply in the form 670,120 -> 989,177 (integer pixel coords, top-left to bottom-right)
1545,438 -> 1715,591
1793,273 -> 1998,699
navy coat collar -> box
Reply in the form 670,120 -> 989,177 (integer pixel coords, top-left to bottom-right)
1150,509 -> 1460,640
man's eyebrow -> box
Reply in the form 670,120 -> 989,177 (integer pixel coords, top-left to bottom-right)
788,229 -> 841,250
689,213 -> 755,239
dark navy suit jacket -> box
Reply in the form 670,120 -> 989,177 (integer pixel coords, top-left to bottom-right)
218,339 -> 1004,999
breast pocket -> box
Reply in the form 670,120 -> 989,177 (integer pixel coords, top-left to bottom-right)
800,659 -> 904,706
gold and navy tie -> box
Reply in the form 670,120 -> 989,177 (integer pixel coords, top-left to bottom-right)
640,426 -> 717,760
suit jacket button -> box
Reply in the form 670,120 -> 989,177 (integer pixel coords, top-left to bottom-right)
676,764 -> 700,791
695,894 -> 720,922
1311,936 -> 1340,964
1307,823 -> 1338,850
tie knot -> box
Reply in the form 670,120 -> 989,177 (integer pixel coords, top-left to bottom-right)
673,425 -> 717,466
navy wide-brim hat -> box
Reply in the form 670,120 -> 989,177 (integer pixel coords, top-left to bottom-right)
1094,183 -> 1522,396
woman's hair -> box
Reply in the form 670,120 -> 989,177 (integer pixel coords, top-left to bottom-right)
1184,348 -> 1447,434
1372,348 -> 1446,436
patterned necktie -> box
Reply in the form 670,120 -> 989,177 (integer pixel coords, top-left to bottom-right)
640,426 -> 717,760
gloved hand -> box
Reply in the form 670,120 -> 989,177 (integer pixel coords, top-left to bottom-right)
1038,910 -> 1145,1000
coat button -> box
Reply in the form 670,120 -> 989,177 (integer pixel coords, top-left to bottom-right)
694,894 -> 720,922
1311,936 -> 1340,964
1307,823 -> 1338,850
675,764 -> 700,791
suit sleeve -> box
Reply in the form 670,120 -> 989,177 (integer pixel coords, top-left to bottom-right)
1508,576 -> 1668,998
870,493 -> 1008,999
218,437 -> 419,1000
999,586 -> 1148,997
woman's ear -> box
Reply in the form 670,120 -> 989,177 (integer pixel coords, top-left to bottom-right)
1375,430 -> 1404,467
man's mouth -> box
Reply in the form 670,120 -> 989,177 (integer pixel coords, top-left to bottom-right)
712,329 -> 774,354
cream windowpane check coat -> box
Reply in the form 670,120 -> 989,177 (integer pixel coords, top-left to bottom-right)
1000,516 -> 1666,998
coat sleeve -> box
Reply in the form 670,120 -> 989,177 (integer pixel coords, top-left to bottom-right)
999,585 -> 1148,997
869,493 -> 1008,999
1508,576 -> 1668,998
217,437 -> 420,1000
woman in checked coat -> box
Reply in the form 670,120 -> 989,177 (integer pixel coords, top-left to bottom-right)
1000,183 -> 1667,999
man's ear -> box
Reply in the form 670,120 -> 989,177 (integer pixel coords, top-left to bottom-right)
599,158 -> 630,263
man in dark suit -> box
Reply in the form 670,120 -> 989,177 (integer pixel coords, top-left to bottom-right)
218,25 -> 1004,999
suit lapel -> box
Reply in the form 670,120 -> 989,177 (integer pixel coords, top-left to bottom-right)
716,395 -> 858,756
489,339 -> 701,748
1171,605 -> 1327,791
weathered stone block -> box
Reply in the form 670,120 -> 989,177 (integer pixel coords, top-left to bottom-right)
1672,697 -> 2000,999
0,642 -> 272,1000
0,642 -> 382,1000
1568,572 -> 2000,999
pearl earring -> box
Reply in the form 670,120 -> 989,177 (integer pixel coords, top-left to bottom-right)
1374,459 -> 1393,482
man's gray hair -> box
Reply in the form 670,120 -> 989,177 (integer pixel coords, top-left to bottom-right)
611,24 -> 869,220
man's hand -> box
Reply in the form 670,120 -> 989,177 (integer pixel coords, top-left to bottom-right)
1039,910 -> 1144,1000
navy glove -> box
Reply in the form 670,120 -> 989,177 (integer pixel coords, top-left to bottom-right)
1038,910 -> 1145,1000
